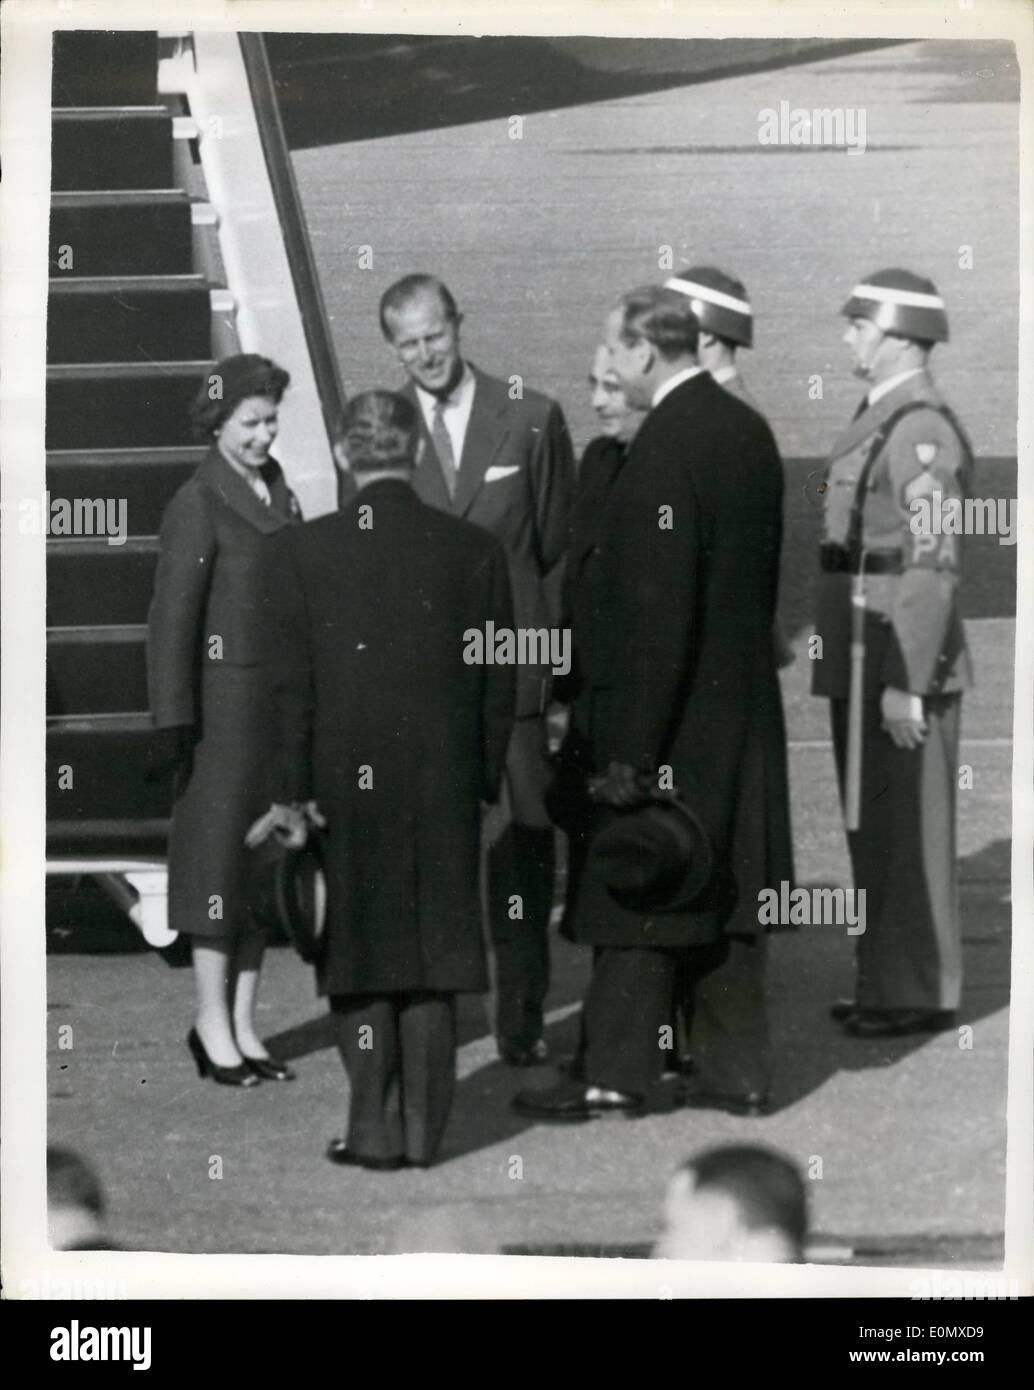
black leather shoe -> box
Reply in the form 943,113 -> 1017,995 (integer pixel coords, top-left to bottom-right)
680,1086 -> 770,1118
663,1055 -> 695,1078
512,1080 -> 643,1122
186,1028 -> 260,1088
845,1009 -> 956,1039
830,998 -> 860,1022
242,1054 -> 297,1082
499,1038 -> 549,1068
325,1139 -> 406,1171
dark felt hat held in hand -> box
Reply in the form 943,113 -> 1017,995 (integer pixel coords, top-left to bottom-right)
588,796 -> 713,913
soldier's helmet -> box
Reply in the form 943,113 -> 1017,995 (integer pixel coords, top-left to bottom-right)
840,268 -> 949,344
664,266 -> 753,348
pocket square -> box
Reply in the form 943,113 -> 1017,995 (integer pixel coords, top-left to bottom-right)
484,465 -> 521,483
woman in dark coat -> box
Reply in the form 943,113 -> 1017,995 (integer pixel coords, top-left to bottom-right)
147,354 -> 301,1086
554,346 -> 645,921
549,347 -> 644,1076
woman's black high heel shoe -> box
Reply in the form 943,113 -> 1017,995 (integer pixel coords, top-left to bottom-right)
242,1054 -> 296,1082
187,1028 -> 261,1087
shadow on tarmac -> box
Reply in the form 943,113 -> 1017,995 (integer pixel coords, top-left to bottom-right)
46,832 -> 1010,1161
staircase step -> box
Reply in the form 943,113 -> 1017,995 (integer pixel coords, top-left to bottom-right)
47,537 -> 159,628
48,275 -> 213,364
52,107 -> 173,192
47,446 -> 204,535
47,724 -> 173,828
50,191 -> 194,276
48,626 -> 149,718
52,30 -> 158,108
46,361 -> 214,449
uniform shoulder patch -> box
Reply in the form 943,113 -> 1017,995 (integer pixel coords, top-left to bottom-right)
887,406 -> 966,495
904,466 -> 940,504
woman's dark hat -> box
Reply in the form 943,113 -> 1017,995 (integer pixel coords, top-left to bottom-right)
191,353 -> 290,439
249,834 -> 327,963
588,796 -> 713,912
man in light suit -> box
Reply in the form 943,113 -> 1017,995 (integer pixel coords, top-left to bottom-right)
379,274 -> 575,1066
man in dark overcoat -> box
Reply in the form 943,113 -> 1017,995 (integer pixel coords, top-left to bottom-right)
264,390 -> 515,1169
515,284 -> 793,1122
379,273 -> 575,1067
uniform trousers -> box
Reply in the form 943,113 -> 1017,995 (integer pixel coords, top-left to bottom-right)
830,693 -> 963,1012
330,992 -> 456,1165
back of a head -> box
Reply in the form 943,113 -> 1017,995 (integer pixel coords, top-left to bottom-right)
619,283 -> 701,361
658,1144 -> 807,1263
47,1145 -> 106,1217
47,1145 -> 111,1250
337,390 -> 419,474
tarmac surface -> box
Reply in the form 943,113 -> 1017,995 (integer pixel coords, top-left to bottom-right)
46,36 -> 1018,1272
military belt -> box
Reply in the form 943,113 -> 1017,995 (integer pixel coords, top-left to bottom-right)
819,544 -> 903,575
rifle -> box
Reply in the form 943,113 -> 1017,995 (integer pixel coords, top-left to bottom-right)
845,557 -> 866,832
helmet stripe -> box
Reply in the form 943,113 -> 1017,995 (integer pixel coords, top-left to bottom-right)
665,277 -> 752,315
851,283 -> 946,310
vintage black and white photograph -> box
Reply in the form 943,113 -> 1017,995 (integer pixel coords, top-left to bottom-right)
2,0 -> 1031,1306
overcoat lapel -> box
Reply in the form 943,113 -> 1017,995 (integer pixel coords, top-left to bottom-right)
571,441 -> 626,575
198,448 -> 293,533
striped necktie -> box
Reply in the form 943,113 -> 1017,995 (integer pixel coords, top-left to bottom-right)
432,399 -> 458,500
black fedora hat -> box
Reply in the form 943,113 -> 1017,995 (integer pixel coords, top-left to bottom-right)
249,834 -> 327,963
588,796 -> 713,913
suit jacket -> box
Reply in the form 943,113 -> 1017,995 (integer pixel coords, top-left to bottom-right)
147,447 -> 299,729
571,372 -> 794,948
404,364 -> 574,716
265,479 -> 516,995
812,370 -> 973,700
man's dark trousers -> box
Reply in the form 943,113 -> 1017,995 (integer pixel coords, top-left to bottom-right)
583,947 -> 676,1097
330,992 -> 456,1165
485,717 -> 555,1049
585,940 -> 770,1099
675,937 -> 771,1096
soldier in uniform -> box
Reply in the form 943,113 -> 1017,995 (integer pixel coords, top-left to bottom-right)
665,265 -> 758,408
814,269 -> 973,1038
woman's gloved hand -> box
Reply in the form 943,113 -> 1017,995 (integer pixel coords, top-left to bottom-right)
245,802 -> 326,851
